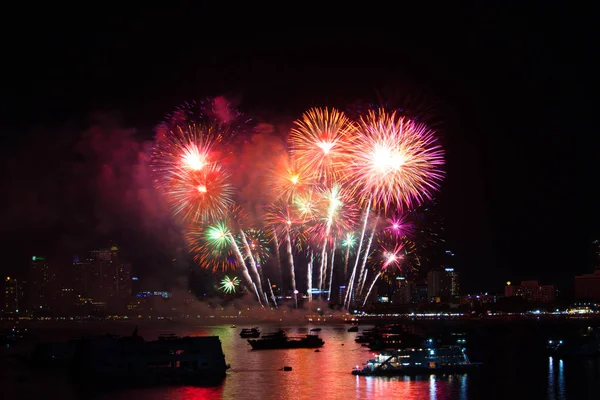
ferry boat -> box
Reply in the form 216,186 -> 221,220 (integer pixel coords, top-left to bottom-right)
240,327 -> 261,338
247,329 -> 324,350
352,345 -> 481,376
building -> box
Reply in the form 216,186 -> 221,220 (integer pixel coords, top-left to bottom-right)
427,268 -> 460,302
29,256 -> 54,314
411,283 -> 428,303
2,276 -> 25,316
391,277 -> 412,304
459,293 -> 498,307
85,245 -> 133,310
574,270 -> 600,301
505,280 -> 556,303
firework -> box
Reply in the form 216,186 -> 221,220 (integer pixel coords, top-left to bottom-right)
186,223 -> 235,272
289,107 -> 356,184
219,276 -> 240,294
161,97 -> 250,132
152,123 -> 235,223
244,228 -> 271,266
294,190 -> 319,223
347,108 -> 445,211
341,232 -> 357,280
264,201 -> 302,308
362,243 -> 404,306
269,154 -> 311,203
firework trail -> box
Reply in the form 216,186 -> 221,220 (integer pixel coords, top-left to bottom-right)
245,228 -> 271,303
358,213 -> 380,295
202,221 -> 261,304
307,251 -> 314,304
319,184 -> 342,293
239,229 -> 268,305
271,232 -> 283,289
327,240 -> 336,301
289,107 -> 356,185
285,227 -> 299,308
267,278 -> 278,308
345,198 -> 371,309
362,244 -> 404,306
341,232 -> 357,280
264,201 -> 299,308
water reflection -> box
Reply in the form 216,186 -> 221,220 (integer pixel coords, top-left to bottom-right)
548,357 -> 566,400
11,323 -> 600,400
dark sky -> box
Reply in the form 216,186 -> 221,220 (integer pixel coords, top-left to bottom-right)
0,4 -> 597,292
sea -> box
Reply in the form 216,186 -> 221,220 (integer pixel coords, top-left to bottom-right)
2,318 -> 600,400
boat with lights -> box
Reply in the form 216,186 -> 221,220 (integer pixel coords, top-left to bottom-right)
352,345 -> 481,376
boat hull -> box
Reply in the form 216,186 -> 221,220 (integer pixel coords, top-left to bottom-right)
352,363 -> 482,376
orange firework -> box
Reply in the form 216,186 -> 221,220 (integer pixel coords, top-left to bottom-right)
268,153 -> 311,203
288,107 -> 356,185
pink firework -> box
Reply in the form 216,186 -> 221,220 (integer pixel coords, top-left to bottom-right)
152,123 -> 234,223
347,108 -> 445,211
384,212 -> 414,239
288,107 -> 356,185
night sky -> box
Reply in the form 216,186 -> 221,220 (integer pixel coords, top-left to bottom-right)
0,4 -> 597,293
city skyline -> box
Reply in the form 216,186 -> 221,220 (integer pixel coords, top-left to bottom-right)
0,5 -> 598,295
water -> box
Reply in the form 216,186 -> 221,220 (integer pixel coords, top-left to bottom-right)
3,320 -> 600,399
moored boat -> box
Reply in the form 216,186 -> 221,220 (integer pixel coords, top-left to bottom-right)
352,345 -> 481,376
240,327 -> 261,338
247,329 -> 324,350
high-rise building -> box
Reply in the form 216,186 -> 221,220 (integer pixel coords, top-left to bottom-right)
87,245 -> 132,310
29,256 -> 53,314
411,283 -> 429,303
73,255 -> 93,298
391,277 -> 412,304
427,268 -> 460,302
3,276 -> 25,316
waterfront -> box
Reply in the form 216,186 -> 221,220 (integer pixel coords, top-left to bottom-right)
2,320 -> 600,399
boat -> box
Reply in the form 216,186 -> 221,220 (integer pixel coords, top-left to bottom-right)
240,327 -> 261,338
32,329 -> 229,386
247,329 -> 324,350
0,326 -> 28,346
347,326 -> 359,332
547,326 -> 600,357
367,331 -> 424,351
310,328 -> 322,332
352,345 -> 481,376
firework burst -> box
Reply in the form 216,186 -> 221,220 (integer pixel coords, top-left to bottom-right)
289,107 -> 356,184
152,123 -> 235,223
348,108 -> 445,210
219,275 -> 240,294
243,228 -> 271,266
186,222 -> 235,272
269,153 -> 311,203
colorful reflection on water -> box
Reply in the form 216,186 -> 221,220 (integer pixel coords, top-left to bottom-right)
4,322 -> 600,400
